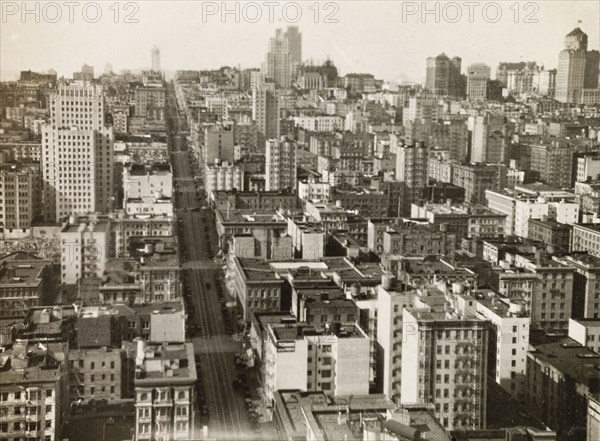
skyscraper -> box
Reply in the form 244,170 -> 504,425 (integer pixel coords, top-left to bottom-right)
426,54 -> 462,97
262,27 -> 302,88
253,79 -> 279,148
471,114 -> 507,164
556,27 -> 588,104
584,50 -> 600,88
42,84 -> 114,222
151,45 -> 160,71
467,63 -> 491,101
285,26 -> 302,65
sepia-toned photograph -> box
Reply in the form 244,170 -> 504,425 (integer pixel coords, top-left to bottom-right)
0,1 -> 599,440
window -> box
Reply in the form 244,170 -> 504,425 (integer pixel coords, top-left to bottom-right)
321,370 -> 332,378
321,382 -> 331,390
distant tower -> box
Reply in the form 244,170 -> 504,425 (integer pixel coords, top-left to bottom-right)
104,63 -> 113,75
556,26 -> 588,104
151,46 -> 161,71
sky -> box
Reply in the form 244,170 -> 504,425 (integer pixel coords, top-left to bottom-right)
1,1 -> 599,83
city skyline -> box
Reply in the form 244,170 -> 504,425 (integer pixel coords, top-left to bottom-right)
2,1 -> 599,83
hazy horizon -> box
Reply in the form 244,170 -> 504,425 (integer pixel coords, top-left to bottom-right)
2,1 -> 599,83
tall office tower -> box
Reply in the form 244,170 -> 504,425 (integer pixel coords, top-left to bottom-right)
253,80 -> 279,148
104,63 -> 113,75
263,28 -> 292,87
401,308 -> 489,431
467,63 -> 491,101
396,141 -> 428,214
556,27 -> 588,104
73,63 -> 94,81
285,26 -> 302,65
151,45 -> 160,71
471,114 -> 507,164
265,137 -> 297,191
42,84 -> 114,222
425,54 -> 462,97
584,50 -> 600,88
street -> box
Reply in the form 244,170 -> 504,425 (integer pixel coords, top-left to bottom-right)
165,85 -> 270,440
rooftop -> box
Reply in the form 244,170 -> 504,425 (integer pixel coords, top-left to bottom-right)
0,256 -> 48,287
216,209 -> 287,225
529,337 -> 600,388
135,342 -> 196,384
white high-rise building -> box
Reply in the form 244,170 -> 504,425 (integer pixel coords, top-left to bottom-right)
556,28 -> 588,104
151,45 -> 160,71
42,84 -> 114,222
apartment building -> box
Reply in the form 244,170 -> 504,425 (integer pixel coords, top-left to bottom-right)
452,163 -> 507,204
497,254 -> 574,332
0,341 -> 67,441
111,213 -> 174,258
526,338 -> 600,438
265,137 -> 297,191
527,219 -> 572,253
263,322 -> 370,401
129,236 -> 181,303
401,308 -> 489,431
205,161 -> 244,195
572,224 -> 600,258
68,347 -> 127,403
134,341 -> 196,441
376,280 -> 417,400
412,202 -> 506,239
60,216 -> 111,284
0,252 -> 52,320
456,292 -> 530,401
554,254 -> 600,319
134,87 -> 165,119
0,164 -> 40,235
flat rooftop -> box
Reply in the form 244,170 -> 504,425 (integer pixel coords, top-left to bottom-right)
529,338 -> 600,387
217,209 -> 286,224
136,342 -> 196,383
0,259 -> 47,286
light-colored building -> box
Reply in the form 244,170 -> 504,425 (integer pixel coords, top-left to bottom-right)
263,322 -> 370,401
42,85 -> 114,222
456,292 -> 530,401
297,177 -> 331,203
205,161 -> 244,195
124,163 -> 172,200
588,395 -> 600,441
577,155 -> 600,182
60,216 -> 111,284
376,281 -> 417,400
134,341 -> 196,441
0,341 -> 66,441
568,318 -> 600,353
292,115 -> 343,132
401,307 -> 489,431
556,27 -> 587,104
471,114 -> 506,164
